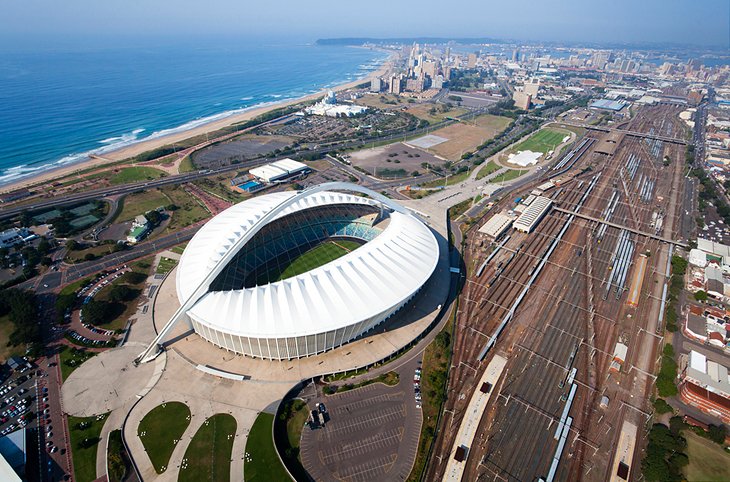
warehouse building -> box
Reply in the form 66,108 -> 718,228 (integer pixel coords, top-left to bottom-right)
478,213 -> 513,239
513,196 -> 552,233
249,158 -> 309,183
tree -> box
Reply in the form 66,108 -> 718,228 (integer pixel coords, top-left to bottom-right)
82,300 -> 113,326
708,424 -> 726,444
37,238 -> 51,256
66,240 -> 78,251
122,272 -> 147,285
694,290 -> 708,302
108,285 -> 133,303
145,210 -> 162,226
653,398 -> 674,415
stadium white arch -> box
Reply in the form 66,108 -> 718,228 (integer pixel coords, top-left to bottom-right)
137,182 -> 438,363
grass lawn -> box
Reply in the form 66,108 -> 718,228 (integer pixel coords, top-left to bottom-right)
475,160 -> 503,180
328,371 -> 400,394
115,190 -> 170,223
59,347 -> 96,381
419,168 -> 471,188
137,402 -> 191,473
179,413 -> 237,482
156,257 -> 178,275
109,166 -> 167,185
274,399 -> 310,481
245,412 -> 291,482
685,431 -> 730,481
161,185 -> 210,231
179,156 -> 195,173
69,413 -> 108,482
59,276 -> 92,297
490,169 -> 527,183
402,189 -> 437,199
0,315 -> 25,364
66,243 -> 121,264
512,128 -> 568,154
259,240 -> 361,284
170,243 -> 188,255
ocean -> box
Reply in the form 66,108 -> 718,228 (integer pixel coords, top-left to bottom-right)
0,42 -> 387,187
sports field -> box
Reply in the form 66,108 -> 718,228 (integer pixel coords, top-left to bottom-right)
512,128 -> 568,154
259,240 -> 362,284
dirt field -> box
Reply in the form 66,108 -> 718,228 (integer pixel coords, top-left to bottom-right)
425,114 -> 511,160
404,103 -> 469,124
347,142 -> 444,179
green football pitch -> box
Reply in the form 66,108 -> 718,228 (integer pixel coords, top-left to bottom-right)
513,128 -> 567,154
259,240 -> 362,283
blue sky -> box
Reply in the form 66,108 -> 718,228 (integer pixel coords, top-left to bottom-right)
1,0 -> 728,47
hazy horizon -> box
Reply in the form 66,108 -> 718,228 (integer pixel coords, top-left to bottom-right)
1,0 -> 728,49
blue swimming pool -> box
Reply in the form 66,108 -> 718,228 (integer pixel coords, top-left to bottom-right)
238,180 -> 261,192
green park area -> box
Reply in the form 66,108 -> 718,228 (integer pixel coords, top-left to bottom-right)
512,128 -> 567,154
138,401 -> 192,473
108,166 -> 167,185
179,413 -> 237,482
245,412 -> 291,482
475,160 -> 502,180
69,413 -> 108,482
419,167 -> 471,188
77,259 -> 151,332
257,240 -> 361,284
156,256 -> 178,275
0,315 -> 25,363
491,169 -> 527,183
115,190 -> 170,223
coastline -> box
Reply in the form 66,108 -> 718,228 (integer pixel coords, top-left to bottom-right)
0,49 -> 396,194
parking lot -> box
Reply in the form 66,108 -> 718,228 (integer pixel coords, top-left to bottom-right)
300,361 -> 422,482
0,362 -> 37,436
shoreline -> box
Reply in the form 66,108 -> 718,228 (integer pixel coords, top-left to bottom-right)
0,48 -> 396,194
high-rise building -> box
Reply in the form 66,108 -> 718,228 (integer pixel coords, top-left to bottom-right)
389,74 -> 403,94
370,77 -> 382,93
432,75 -> 445,90
422,60 -> 437,78
523,80 -> 540,97
406,77 -> 425,93
467,53 -> 478,68
512,48 -> 519,62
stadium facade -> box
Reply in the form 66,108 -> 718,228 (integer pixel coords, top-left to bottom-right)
140,183 -> 439,362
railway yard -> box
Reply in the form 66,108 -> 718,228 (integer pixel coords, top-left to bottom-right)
428,104 -> 689,482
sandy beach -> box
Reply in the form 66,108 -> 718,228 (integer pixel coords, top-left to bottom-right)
0,49 -> 396,194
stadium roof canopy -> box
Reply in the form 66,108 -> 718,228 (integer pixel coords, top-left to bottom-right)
176,190 -> 439,339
